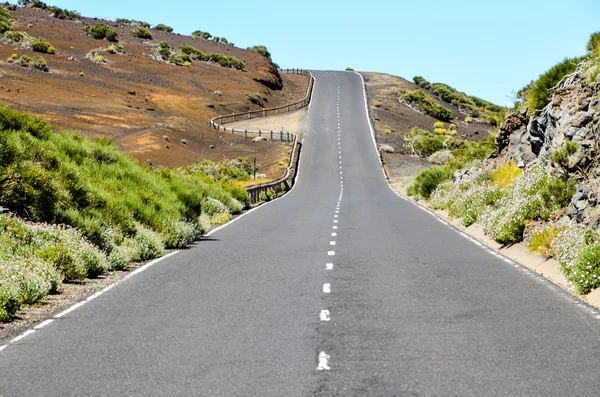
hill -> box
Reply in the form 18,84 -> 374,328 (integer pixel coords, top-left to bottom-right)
0,4 -> 309,176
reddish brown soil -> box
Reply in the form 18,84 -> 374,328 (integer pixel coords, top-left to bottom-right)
0,8 -> 309,177
362,72 -> 498,183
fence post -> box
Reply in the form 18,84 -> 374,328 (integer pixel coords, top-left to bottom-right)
259,130 -> 262,137
280,131 -> 283,142
270,130 -> 273,141
244,130 -> 247,138
287,132 -> 290,142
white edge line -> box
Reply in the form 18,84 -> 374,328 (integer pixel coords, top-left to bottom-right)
0,345 -> 6,352
34,319 -> 54,330
10,329 -> 36,344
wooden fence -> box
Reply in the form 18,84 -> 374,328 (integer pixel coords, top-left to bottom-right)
209,69 -> 314,204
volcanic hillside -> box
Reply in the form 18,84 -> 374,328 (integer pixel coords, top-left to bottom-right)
0,5 -> 309,173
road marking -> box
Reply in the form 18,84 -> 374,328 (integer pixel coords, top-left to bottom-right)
335,210 -> 339,213
10,330 -> 36,344
334,220 -> 338,223
332,232 -> 337,237
326,263 -> 333,270
334,215 -> 338,218
328,250 -> 335,256
333,226 -> 338,230
320,310 -> 331,321
0,345 -> 6,352
34,319 -> 54,330
330,241 -> 336,246
323,284 -> 331,293
54,302 -> 85,319
317,351 -> 331,371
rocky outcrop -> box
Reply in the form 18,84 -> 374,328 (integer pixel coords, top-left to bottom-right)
495,60 -> 600,226
500,65 -> 600,170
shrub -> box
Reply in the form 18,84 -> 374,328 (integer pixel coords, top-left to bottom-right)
154,24 -> 173,33
192,30 -> 212,40
587,31 -> 600,54
491,161 -> 522,188
465,116 -> 473,123
428,150 -> 453,165
433,121 -> 445,129
30,55 -> 48,71
130,27 -> 153,39
404,127 -> 462,157
399,89 -> 454,121
520,57 -> 583,113
526,224 -> 559,257
157,41 -> 171,60
248,45 -> 271,59
408,166 -> 454,199
18,54 -> 31,66
83,23 -> 118,42
540,176 -> 576,214
345,67 -> 354,72
434,127 -> 448,135
5,31 -> 26,42
571,243 -> 600,294
0,5 -> 11,34
123,225 -> 163,262
30,37 -> 56,54
413,76 -> 431,89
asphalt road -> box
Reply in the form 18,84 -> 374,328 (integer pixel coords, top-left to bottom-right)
2,71 -> 600,396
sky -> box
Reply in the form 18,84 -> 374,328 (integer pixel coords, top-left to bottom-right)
14,0 -> 599,106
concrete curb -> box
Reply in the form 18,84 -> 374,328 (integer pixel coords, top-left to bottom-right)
392,183 -> 600,310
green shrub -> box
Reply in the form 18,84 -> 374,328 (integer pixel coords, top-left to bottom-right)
154,24 -> 173,33
520,57 -> 583,113
404,127 -> 462,157
30,37 -> 56,54
192,30 -> 212,40
130,27 -> 153,39
572,243 -> 600,294
157,41 -> 171,60
18,54 -> 31,66
0,5 -> 12,34
587,31 -> 600,54
400,89 -> 454,121
413,76 -> 431,89
408,166 -> 454,199
0,279 -> 21,321
345,67 -> 354,72
30,55 -> 48,71
84,23 -> 119,42
5,31 -> 26,42
540,177 -> 576,214
248,45 -> 272,59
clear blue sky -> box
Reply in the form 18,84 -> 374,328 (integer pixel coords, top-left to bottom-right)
14,0 -> 599,106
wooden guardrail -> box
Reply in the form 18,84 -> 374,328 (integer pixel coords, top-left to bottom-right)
209,69 -> 314,204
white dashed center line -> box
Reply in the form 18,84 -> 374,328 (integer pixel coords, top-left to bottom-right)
317,351 -> 331,371
320,310 -> 331,322
323,284 -> 331,293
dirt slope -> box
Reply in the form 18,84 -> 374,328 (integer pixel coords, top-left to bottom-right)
0,7 -> 309,177
362,72 -> 498,183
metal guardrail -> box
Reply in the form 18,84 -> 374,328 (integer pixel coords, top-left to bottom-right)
209,69 -> 314,204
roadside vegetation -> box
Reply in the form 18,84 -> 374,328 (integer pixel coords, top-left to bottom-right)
83,23 -> 119,42
0,106 -> 253,321
408,31 -> 600,295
